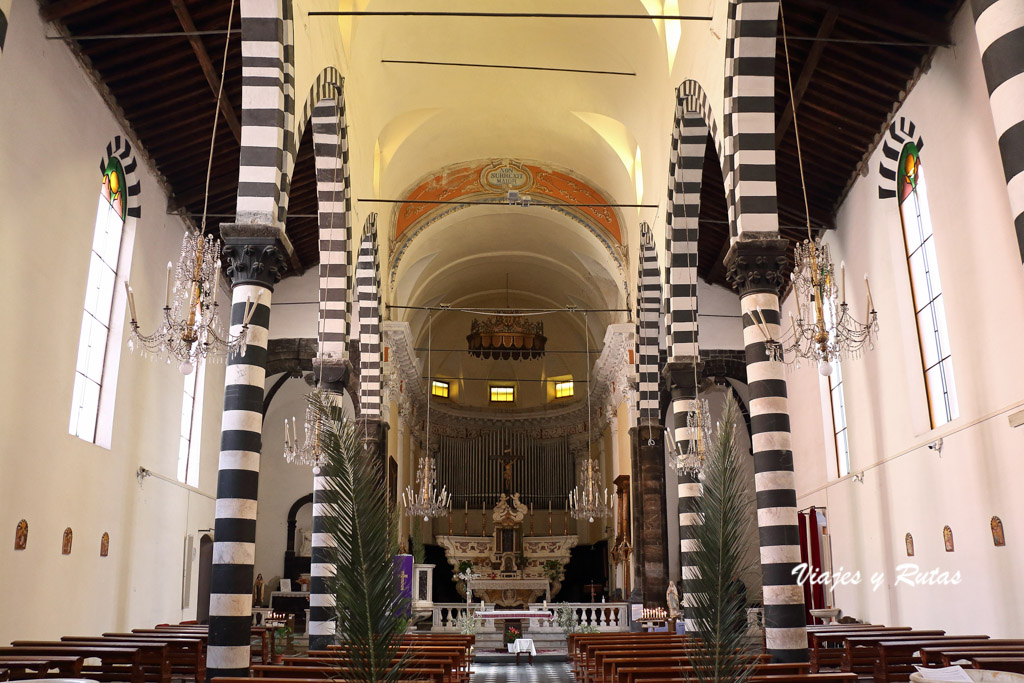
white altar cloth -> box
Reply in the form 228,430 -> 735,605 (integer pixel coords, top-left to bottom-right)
508,638 -> 537,656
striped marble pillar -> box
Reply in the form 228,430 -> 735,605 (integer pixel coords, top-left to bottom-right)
207,236 -> 284,681
0,0 -> 9,60
970,0 -> 1024,258
725,236 -> 807,663
663,363 -> 700,632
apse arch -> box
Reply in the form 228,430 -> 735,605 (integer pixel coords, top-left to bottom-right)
387,159 -> 628,289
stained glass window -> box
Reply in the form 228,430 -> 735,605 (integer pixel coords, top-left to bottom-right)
70,157 -> 128,443
897,143 -> 958,428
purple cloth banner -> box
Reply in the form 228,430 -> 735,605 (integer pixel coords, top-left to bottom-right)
394,554 -> 413,618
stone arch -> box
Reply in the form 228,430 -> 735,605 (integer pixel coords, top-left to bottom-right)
354,215 -> 383,418
100,135 -> 143,220
635,222 -> 661,427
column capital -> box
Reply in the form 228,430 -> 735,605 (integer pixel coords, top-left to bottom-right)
662,360 -> 702,396
724,235 -> 790,295
221,231 -> 287,290
313,357 -> 351,393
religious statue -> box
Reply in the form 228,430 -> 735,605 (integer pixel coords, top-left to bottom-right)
905,532 -> 914,557
14,519 -> 27,550
943,525 -> 955,552
62,527 -> 73,555
253,573 -> 265,607
296,527 -> 312,557
100,532 -> 110,557
666,581 -> 681,620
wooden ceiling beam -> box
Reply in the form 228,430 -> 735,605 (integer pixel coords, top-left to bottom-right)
41,0 -> 110,22
785,0 -> 951,46
168,0 -> 242,144
776,8 -> 839,149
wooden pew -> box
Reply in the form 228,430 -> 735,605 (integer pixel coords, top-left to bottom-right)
246,664 -> 447,682
155,624 -> 272,664
0,645 -> 144,683
809,628 -> 919,672
12,641 -> 170,683
588,642 -> 697,683
618,674 -> 857,683
0,655 -> 85,679
840,633 -> 968,674
919,645 -> 1024,667
297,647 -> 469,682
66,635 -> 204,682
612,657 -> 784,683
866,637 -> 1005,683
575,635 -> 689,681
972,658 -> 1024,674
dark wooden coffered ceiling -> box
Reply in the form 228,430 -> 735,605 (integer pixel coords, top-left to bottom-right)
42,0 -> 962,286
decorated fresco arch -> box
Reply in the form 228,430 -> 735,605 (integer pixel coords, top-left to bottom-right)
388,159 -> 627,289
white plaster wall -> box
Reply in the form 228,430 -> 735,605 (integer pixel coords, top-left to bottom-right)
698,279 -> 744,351
0,3 -> 223,641
786,5 -> 1024,635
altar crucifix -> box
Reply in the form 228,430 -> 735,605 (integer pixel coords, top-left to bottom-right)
492,433 -> 523,495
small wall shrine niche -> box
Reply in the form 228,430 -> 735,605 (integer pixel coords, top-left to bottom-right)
991,516 -> 1006,547
14,520 -> 28,550
942,525 -> 954,552
100,532 -> 110,557
905,532 -> 914,557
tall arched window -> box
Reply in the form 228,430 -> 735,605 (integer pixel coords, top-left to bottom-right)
898,143 -> 958,427
69,157 -> 128,442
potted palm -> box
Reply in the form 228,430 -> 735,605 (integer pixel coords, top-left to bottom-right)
311,391 -> 412,682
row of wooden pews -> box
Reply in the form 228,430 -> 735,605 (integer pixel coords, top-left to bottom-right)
806,622 -> 1024,682
209,633 -> 475,683
0,620 -> 279,682
567,632 -> 857,683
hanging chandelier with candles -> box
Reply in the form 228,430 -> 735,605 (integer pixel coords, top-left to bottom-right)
125,2 -> 246,376
670,397 -> 713,478
403,450 -> 451,522
774,2 -> 879,376
283,391 -> 327,472
569,454 -> 611,523
126,231 -> 254,375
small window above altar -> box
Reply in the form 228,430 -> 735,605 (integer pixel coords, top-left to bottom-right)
554,379 -> 574,399
431,380 -> 449,398
490,385 -> 515,403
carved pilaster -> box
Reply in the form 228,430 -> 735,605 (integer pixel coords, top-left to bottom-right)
723,236 -> 790,295
221,234 -> 287,289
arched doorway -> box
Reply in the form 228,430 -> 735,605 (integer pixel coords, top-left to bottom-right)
196,534 -> 214,624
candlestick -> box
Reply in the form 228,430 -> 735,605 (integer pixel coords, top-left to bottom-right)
124,282 -> 137,322
165,261 -> 173,308
464,501 -> 469,535
529,503 -> 534,536
482,501 -> 487,536
864,274 -> 874,313
840,261 -> 846,304
213,259 -> 221,299
548,502 -> 553,536
563,503 -> 568,535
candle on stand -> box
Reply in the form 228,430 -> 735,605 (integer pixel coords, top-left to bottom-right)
464,501 -> 469,535
213,259 -> 221,299
165,261 -> 173,308
790,311 -> 798,341
548,501 -> 553,535
840,260 -> 846,303
865,274 -> 874,313
482,501 -> 486,535
563,503 -> 568,535
124,282 -> 137,322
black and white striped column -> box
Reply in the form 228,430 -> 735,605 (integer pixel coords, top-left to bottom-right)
0,0 -> 10,60
307,93 -> 352,651
725,237 -> 806,663
970,0 -> 1024,258
723,0 -> 780,236
208,237 -> 285,680
664,368 -> 700,632
356,215 -> 382,420
236,7 -> 285,225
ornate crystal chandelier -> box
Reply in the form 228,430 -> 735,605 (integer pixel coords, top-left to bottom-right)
126,230 -> 253,374
403,450 -> 451,522
783,241 -> 878,375
125,4 -> 246,376
569,455 -> 610,523
283,392 -> 326,472
670,397 -> 712,478
774,3 -> 879,376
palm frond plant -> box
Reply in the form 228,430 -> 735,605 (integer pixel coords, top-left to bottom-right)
686,393 -> 759,683
312,390 -> 411,682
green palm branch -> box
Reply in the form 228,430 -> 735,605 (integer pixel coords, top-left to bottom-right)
310,390 -> 411,682
687,392 -> 759,683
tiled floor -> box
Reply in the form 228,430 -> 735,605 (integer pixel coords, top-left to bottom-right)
471,662 -> 574,682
